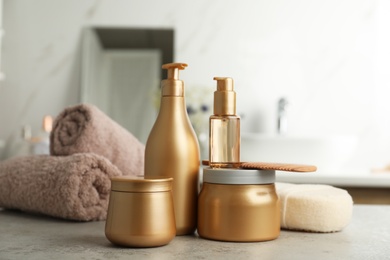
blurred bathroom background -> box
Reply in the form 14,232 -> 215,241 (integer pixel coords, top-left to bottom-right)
0,0 -> 390,174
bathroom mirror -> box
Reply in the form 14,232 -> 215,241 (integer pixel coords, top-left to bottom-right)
81,27 -> 174,144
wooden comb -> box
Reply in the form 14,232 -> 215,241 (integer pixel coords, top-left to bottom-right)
201,160 -> 316,173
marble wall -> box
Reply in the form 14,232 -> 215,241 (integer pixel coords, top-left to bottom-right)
1,0 -> 390,170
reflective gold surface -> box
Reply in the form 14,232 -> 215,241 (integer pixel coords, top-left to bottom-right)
161,62 -> 187,97
198,183 -> 280,242
145,63 -> 200,235
209,77 -> 240,168
213,77 -> 236,116
110,176 -> 172,193
105,177 -> 175,247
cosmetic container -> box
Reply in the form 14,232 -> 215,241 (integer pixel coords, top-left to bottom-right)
105,176 -> 176,247
31,115 -> 53,155
209,77 -> 240,168
198,167 -> 280,242
144,63 -> 200,235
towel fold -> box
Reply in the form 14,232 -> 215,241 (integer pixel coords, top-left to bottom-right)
276,182 -> 353,233
0,153 -> 121,221
50,104 -> 144,176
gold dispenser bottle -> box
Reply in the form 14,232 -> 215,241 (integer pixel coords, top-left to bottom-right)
144,63 -> 200,235
209,77 -> 240,168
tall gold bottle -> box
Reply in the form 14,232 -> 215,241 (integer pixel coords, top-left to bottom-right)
144,63 -> 200,235
209,77 -> 240,168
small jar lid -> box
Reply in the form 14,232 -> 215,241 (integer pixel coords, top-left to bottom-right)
203,167 -> 275,184
110,176 -> 173,193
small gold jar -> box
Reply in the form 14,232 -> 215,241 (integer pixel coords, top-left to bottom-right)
198,168 -> 280,242
105,176 -> 176,247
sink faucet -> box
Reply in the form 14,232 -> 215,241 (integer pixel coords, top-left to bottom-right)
277,97 -> 288,134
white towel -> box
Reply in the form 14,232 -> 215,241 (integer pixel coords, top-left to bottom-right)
275,182 -> 353,233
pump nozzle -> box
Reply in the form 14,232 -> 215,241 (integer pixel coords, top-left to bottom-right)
213,77 -> 236,115
161,63 -> 188,97
162,63 -> 188,80
214,77 -> 234,91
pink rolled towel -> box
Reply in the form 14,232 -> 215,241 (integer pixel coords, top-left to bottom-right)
0,153 -> 121,221
50,104 -> 144,176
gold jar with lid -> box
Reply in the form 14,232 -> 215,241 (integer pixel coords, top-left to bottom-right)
198,168 -> 280,242
105,176 -> 176,247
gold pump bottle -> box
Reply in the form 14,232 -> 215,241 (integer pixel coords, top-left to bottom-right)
144,63 -> 200,235
209,77 -> 240,168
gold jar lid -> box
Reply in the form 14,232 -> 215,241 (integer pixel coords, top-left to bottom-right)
110,176 -> 173,193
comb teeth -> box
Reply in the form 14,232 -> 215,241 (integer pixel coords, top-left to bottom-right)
241,162 -> 317,172
201,160 -> 317,172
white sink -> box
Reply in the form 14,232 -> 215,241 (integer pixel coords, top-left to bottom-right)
241,133 -> 358,173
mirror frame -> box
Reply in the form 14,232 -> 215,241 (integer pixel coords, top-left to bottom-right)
92,27 -> 174,80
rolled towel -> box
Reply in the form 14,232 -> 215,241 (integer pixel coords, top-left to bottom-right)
0,153 -> 121,221
275,182 -> 353,233
50,103 -> 144,176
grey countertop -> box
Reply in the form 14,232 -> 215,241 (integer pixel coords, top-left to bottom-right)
1,205 -> 389,260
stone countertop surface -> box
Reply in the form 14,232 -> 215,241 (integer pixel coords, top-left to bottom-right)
1,205 -> 389,260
